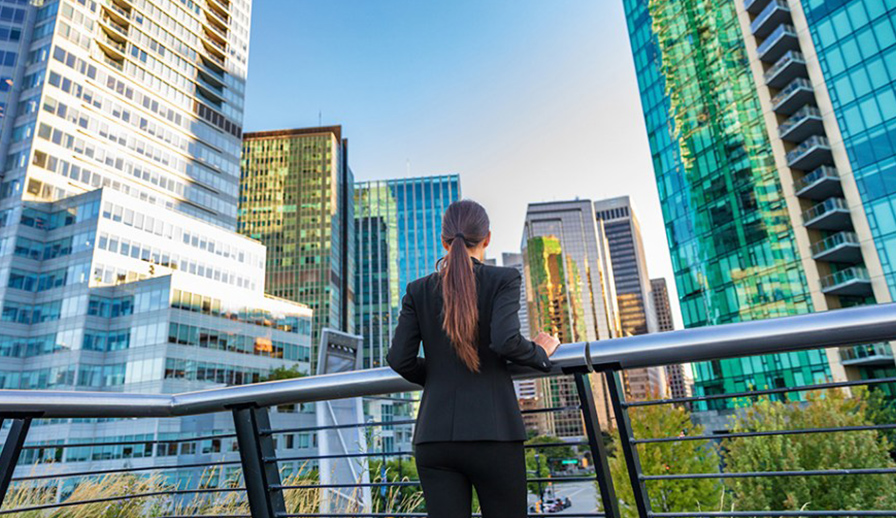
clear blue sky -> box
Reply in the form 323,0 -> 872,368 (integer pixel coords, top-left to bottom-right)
244,0 -> 683,329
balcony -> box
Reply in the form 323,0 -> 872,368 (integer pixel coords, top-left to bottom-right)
839,343 -> 895,367
802,197 -> 851,230
96,33 -> 127,60
821,266 -> 872,296
208,0 -> 229,14
102,1 -> 131,26
765,50 -> 807,89
772,78 -> 815,115
1,305 -> 896,516
779,105 -> 824,142
811,231 -> 862,263
196,76 -> 225,104
758,24 -> 799,62
751,0 -> 792,38
745,0 -> 772,14
794,165 -> 842,200
787,135 -> 832,170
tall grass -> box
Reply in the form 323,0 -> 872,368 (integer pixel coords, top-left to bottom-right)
0,462 -> 424,517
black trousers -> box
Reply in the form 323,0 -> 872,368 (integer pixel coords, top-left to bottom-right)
414,441 -> 527,518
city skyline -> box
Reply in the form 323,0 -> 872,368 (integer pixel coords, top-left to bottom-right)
241,0 -> 685,329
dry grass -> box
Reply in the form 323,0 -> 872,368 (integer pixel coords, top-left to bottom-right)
1,462 -> 423,517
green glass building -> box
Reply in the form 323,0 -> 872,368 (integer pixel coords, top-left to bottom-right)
625,0 -> 896,408
624,0 -> 831,408
239,126 -> 354,369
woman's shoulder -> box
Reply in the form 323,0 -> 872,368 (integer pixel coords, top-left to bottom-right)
477,263 -> 521,282
407,271 -> 441,295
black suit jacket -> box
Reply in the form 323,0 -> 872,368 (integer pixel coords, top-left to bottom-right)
387,258 -> 553,444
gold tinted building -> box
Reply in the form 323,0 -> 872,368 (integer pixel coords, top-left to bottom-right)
239,126 -> 354,367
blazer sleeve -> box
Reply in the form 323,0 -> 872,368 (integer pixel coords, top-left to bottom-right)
490,270 -> 553,372
387,285 -> 426,386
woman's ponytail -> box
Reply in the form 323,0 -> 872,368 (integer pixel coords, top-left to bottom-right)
439,200 -> 490,373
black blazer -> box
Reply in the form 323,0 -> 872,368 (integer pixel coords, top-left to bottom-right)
387,257 -> 553,444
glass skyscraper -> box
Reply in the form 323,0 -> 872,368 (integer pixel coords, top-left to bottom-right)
594,196 -> 666,401
0,0 -> 319,486
353,174 -> 459,370
239,126 -> 354,368
623,0 -> 896,408
523,200 -> 619,432
353,174 -> 459,453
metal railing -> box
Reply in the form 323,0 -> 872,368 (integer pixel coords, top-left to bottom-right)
2,303 -> 896,517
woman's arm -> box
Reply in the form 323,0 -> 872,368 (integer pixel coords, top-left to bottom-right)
387,287 -> 426,385
490,270 -> 553,372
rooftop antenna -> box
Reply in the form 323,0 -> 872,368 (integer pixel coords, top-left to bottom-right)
318,110 -> 322,127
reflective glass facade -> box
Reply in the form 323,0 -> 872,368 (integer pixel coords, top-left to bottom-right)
391,175 -> 460,291
801,1 -> 896,297
623,0 -> 832,407
239,126 -> 355,366
522,200 -> 618,431
353,175 -> 459,452
353,175 -> 459,371
0,0 -> 323,486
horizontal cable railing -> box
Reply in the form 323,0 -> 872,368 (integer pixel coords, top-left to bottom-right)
1,303 -> 896,517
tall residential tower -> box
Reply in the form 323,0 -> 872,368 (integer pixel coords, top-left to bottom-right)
623,0 -> 896,407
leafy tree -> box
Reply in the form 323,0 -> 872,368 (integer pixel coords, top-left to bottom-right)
723,389 -> 896,512
605,403 -> 722,517
262,365 -> 307,381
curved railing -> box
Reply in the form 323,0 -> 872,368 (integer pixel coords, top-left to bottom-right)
2,303 -> 896,517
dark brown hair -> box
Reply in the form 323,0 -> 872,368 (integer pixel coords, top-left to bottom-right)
439,199 -> 490,373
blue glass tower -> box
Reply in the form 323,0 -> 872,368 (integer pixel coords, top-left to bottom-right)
353,174 -> 461,369
353,174 -> 460,452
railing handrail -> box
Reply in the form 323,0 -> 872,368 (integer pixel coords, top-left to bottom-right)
3,303 -> 896,419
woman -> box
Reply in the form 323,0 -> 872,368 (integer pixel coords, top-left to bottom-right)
387,199 -> 561,517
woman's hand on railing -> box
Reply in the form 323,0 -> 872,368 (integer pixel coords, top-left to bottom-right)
534,332 -> 561,357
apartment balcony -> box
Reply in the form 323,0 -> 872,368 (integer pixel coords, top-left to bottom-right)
208,0 -> 229,15
802,197 -> 852,230
821,266 -> 872,296
779,105 -> 824,142
200,55 -> 226,80
794,165 -> 842,200
102,1 -> 131,26
765,50 -> 807,89
758,24 -> 799,62
772,78 -> 815,115
787,135 -> 832,170
199,66 -> 225,88
751,0 -> 792,38
839,343 -> 895,367
99,14 -> 129,40
745,0 -> 772,14
96,34 -> 127,60
196,76 -> 225,103
811,231 -> 862,263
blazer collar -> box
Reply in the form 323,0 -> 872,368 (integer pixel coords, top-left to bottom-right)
471,257 -> 482,265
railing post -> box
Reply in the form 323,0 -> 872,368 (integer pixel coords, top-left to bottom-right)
573,372 -> 620,518
232,406 -> 285,518
0,416 -> 32,509
606,370 -> 652,518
